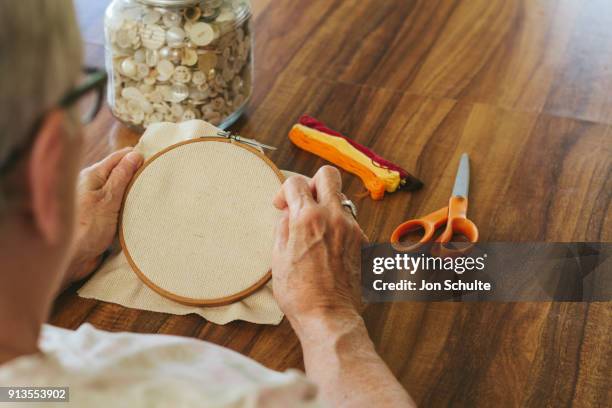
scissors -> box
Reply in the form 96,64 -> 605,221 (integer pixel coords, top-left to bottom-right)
390,153 -> 479,251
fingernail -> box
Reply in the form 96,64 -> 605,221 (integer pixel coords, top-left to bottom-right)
125,151 -> 143,166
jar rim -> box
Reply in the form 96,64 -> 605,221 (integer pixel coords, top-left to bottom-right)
136,0 -> 200,7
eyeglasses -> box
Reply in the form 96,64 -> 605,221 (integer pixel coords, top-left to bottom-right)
63,67 -> 108,125
0,67 -> 108,175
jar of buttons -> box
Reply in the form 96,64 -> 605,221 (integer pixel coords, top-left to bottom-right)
104,0 -> 253,131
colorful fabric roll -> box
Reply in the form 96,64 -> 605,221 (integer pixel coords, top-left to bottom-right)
289,115 -> 423,200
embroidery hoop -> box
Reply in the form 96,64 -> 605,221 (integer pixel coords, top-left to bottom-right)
119,137 -> 284,306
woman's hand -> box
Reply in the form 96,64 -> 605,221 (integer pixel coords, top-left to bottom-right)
272,167 -> 415,408
271,166 -> 368,334
65,148 -> 143,285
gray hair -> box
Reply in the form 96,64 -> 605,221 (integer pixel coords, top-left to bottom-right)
0,0 -> 83,167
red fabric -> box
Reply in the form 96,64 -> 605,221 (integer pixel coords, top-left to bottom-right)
298,115 -> 410,178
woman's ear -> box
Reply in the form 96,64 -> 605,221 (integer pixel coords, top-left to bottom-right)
28,110 -> 68,245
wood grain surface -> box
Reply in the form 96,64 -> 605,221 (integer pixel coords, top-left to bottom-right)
51,1 -> 612,406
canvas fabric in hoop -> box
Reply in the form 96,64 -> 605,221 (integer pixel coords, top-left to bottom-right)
77,120 -> 286,325
120,137 -> 284,306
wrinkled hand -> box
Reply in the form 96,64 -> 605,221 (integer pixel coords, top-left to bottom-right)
66,148 -> 143,285
271,166 -> 368,331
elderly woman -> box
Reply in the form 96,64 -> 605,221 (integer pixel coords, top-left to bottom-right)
0,1 -> 414,407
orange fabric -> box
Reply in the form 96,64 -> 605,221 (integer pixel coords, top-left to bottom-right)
289,125 -> 387,199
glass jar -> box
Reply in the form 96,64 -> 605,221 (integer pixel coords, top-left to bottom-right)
104,0 -> 252,131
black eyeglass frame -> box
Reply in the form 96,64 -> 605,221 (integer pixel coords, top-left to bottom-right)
0,67 -> 108,175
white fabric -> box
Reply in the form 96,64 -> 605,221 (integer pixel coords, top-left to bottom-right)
77,120 -> 285,325
0,324 -> 322,407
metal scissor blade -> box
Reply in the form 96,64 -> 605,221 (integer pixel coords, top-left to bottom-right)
451,153 -> 470,198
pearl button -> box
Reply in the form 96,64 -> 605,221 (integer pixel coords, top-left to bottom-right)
121,58 -> 137,77
188,22 -> 215,46
156,60 -> 175,81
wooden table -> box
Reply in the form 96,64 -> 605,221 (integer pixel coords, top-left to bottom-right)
52,1 -> 611,406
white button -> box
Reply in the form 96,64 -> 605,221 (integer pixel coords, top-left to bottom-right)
156,60 -> 175,81
145,49 -> 159,67
121,86 -> 145,102
170,84 -> 189,102
149,89 -> 164,103
138,83 -> 154,94
135,63 -> 150,80
189,87 -> 208,101
192,70 -> 206,85
144,75 -> 157,85
127,99 -> 144,124
159,46 -> 181,63
166,27 -> 185,47
133,48 -> 146,63
188,22 -> 215,46
153,101 -> 171,113
181,109 -> 197,121
162,11 -> 181,28
181,48 -> 198,66
159,46 -> 172,59
143,10 -> 161,25
116,28 -> 132,49
141,99 -> 154,114
120,58 -> 137,77
159,85 -> 174,102
216,8 -> 235,23
149,111 -> 164,123
141,24 -> 165,50
170,103 -> 184,119
170,103 -> 184,118
173,66 -> 192,83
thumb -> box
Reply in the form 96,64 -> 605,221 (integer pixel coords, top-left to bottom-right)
105,151 -> 144,205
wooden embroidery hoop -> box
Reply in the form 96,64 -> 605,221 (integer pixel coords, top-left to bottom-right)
119,137 -> 285,307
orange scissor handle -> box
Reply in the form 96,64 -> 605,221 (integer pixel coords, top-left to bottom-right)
436,196 -> 479,243
390,196 -> 479,252
390,206 -> 449,251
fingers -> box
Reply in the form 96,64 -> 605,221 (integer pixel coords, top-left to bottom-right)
311,165 -> 342,206
273,166 -> 343,209
83,147 -> 133,190
273,175 -> 315,214
104,151 -> 144,203
274,211 -> 290,251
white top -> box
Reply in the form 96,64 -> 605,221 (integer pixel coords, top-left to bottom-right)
0,324 -> 322,407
